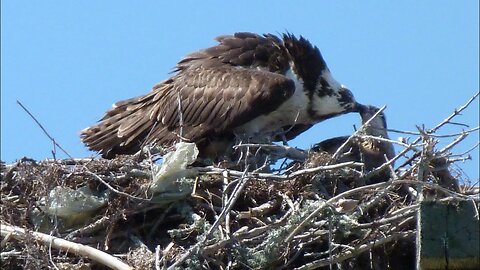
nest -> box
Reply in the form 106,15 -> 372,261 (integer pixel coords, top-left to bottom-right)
1,96 -> 479,270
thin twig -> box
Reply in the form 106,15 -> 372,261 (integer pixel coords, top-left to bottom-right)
329,106 -> 387,163
85,171 -> 149,201
355,134 -> 421,149
429,92 -> 479,133
167,167 -> 252,269
196,161 -> 362,181
388,126 -> 479,138
16,100 -> 74,159
396,92 -> 479,170
284,178 -> 475,245
438,132 -> 469,154
155,245 -> 161,270
294,231 -> 415,270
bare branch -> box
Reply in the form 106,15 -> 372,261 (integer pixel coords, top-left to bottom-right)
1,223 -> 133,270
16,100 -> 74,159
85,171 -> 149,201
196,161 -> 362,181
429,91 -> 479,133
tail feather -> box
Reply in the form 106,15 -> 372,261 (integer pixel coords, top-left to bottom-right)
81,96 -> 157,158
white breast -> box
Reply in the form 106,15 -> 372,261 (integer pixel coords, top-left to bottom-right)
233,69 -> 312,136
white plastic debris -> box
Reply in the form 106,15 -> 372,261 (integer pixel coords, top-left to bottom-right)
39,186 -> 108,218
149,142 -> 199,195
30,185 -> 108,231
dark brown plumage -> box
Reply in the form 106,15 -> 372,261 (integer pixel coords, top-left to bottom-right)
81,32 -> 359,159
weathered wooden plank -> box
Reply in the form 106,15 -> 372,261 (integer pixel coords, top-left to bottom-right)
417,200 -> 480,269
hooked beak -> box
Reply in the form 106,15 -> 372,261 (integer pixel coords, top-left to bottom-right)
349,102 -> 365,113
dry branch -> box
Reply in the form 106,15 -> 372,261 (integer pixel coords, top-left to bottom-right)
1,223 -> 132,270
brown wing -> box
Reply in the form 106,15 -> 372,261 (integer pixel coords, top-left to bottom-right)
176,32 -> 291,73
81,66 -> 295,158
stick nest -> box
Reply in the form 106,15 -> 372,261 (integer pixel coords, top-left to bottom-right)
1,95 -> 479,270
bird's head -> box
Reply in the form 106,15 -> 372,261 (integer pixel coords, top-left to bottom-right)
282,33 -> 360,121
357,105 -> 389,137
308,68 -> 361,121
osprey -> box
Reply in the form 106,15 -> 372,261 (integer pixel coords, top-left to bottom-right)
81,32 -> 360,159
312,105 -> 395,184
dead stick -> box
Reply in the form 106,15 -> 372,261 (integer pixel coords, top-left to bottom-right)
430,91 -> 479,133
196,161 -> 362,181
1,223 -> 133,270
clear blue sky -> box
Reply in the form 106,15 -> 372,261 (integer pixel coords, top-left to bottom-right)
2,1 -> 479,181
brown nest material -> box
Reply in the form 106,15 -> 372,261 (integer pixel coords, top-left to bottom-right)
1,147 -> 477,270
1,95 -> 479,270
